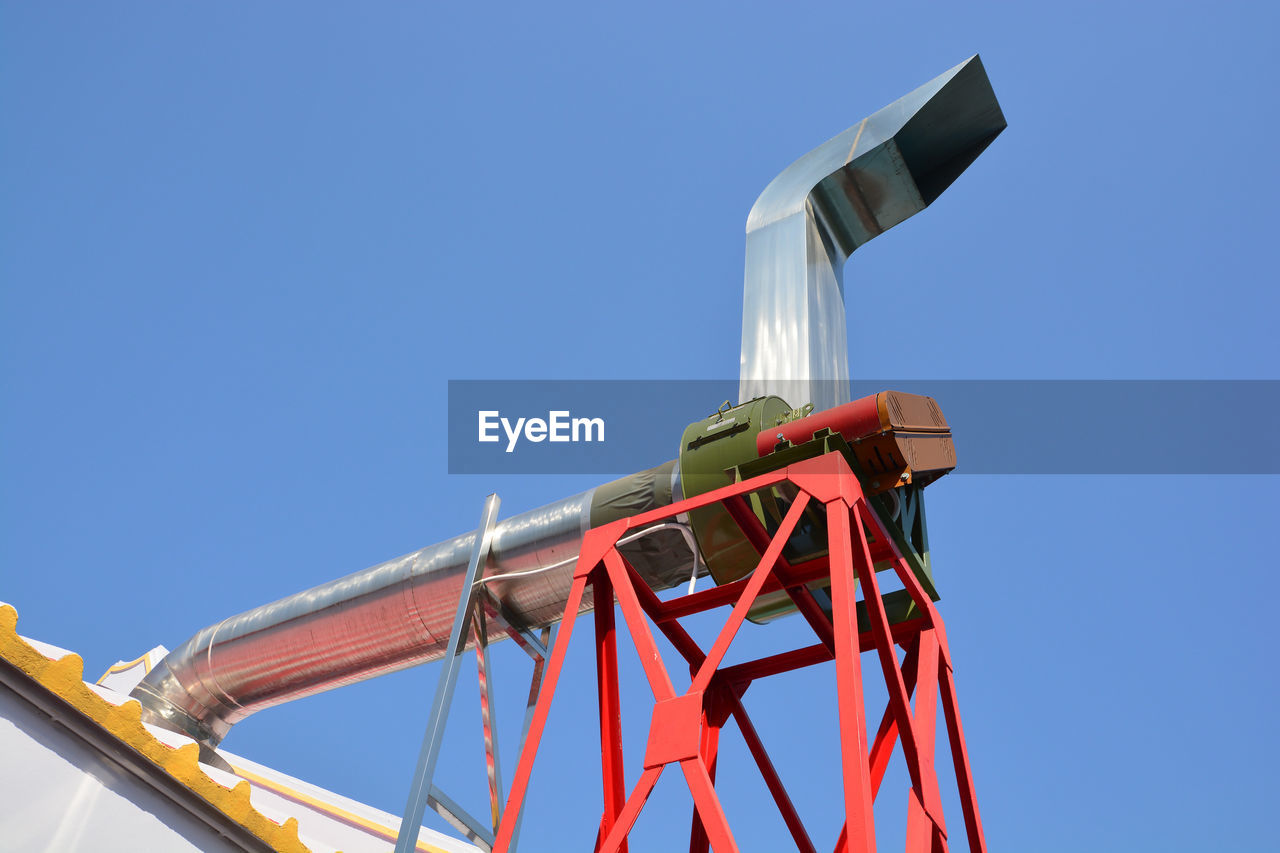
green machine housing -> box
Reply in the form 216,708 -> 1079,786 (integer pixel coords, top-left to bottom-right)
677,393 -> 954,625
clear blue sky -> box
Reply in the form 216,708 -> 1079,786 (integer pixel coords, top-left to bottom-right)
2,4 -> 1277,851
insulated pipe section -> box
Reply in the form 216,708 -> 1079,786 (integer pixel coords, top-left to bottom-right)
740,55 -> 1005,412
133,61 -> 1006,746
133,462 -> 692,746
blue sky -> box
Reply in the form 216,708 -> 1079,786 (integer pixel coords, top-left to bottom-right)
2,3 -> 1277,851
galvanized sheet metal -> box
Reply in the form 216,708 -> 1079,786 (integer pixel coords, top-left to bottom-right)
740,55 -> 1006,413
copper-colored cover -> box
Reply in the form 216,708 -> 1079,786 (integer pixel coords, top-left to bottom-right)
856,392 -> 955,492
877,390 -> 949,433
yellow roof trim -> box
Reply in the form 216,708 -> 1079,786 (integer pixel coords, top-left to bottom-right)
97,649 -> 157,682
0,604 -> 312,853
230,762 -> 452,853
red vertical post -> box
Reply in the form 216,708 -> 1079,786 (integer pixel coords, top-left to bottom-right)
826,498 -> 877,853
594,565 -> 628,853
689,691 -> 725,853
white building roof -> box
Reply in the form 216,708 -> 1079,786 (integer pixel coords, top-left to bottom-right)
0,601 -> 480,853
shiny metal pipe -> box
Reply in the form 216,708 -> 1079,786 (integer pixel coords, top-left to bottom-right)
133,466 -> 692,745
740,55 -> 1005,411
134,60 -> 1004,747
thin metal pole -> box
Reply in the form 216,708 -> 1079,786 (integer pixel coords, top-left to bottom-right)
426,786 -> 494,848
395,493 -> 501,853
480,589 -> 550,660
473,606 -> 505,834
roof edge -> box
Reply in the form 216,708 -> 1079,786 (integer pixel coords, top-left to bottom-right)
0,603 -> 311,853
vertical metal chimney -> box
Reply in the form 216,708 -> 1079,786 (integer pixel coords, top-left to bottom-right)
740,54 -> 1006,411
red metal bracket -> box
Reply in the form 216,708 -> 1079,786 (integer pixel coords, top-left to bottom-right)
492,451 -> 986,853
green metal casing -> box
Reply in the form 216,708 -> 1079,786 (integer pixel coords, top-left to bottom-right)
678,396 -> 792,590
680,399 -> 942,625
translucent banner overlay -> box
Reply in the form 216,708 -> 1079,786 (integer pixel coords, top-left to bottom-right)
448,380 -> 1280,475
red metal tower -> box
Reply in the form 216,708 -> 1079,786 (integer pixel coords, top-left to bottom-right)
492,450 -> 987,852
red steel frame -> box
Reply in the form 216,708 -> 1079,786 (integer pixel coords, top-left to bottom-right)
491,451 -> 987,853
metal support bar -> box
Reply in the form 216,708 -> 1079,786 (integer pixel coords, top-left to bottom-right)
395,493 -> 501,853
480,588 -> 550,660
849,503 -> 934,818
724,692 -> 815,853
428,785 -> 496,850
868,637 -> 921,797
472,606 -> 505,834
681,757 -> 735,853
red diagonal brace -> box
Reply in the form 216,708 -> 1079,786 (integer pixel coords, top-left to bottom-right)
493,572 -> 591,852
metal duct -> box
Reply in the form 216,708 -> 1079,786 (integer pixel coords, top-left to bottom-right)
740,54 -> 1006,411
133,56 -> 1005,747
132,465 -> 692,745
